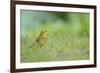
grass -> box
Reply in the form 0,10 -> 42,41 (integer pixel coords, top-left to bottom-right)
21,30 -> 89,63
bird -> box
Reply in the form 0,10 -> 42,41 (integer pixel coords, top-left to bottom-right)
35,29 -> 47,48
28,28 -> 48,50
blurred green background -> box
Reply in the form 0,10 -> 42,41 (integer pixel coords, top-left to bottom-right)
20,10 -> 90,63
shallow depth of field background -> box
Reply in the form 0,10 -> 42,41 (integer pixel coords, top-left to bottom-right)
20,10 -> 90,63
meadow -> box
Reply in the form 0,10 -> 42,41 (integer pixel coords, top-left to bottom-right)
20,10 -> 90,63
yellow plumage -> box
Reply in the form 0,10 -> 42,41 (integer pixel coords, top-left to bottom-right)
35,30 -> 47,48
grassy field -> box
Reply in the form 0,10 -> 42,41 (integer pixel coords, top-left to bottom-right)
21,30 -> 89,63
20,10 -> 90,63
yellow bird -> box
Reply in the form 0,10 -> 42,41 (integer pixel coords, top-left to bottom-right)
36,29 -> 47,48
